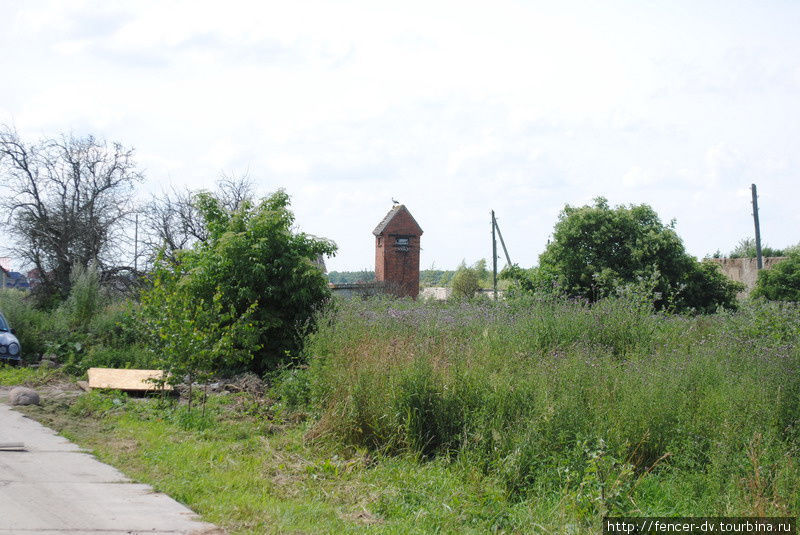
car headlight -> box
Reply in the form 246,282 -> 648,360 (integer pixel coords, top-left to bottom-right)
8,343 -> 19,356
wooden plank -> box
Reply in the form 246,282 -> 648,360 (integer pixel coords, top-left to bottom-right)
76,381 -> 90,392
87,368 -> 172,391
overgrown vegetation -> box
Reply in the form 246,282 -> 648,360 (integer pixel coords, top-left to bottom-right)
329,268 -> 469,288
752,252 -> 800,302
504,198 -> 743,313
1,138 -> 797,532
0,280 -> 147,372
327,270 -> 376,284
142,189 -> 336,376
6,293 -> 799,533
450,260 -> 489,299
723,237 -> 800,259
329,262 -> 496,296
303,296 -> 800,526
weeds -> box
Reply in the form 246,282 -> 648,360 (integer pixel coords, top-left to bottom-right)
304,295 -> 800,520
7,290 -> 800,531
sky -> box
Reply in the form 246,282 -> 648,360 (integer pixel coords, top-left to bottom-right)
1,0 -> 798,272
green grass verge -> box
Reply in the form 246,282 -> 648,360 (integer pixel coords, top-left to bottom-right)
19,390 -> 567,534
0,365 -> 63,386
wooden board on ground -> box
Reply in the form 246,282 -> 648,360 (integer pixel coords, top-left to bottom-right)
87,368 -> 172,392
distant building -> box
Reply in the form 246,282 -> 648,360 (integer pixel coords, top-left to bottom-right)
0,258 -> 30,290
373,204 -> 423,298
3,271 -> 30,290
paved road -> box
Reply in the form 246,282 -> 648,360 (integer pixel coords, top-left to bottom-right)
0,402 -> 222,534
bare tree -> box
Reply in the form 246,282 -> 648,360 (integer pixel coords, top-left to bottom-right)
141,186 -> 205,258
0,126 -> 143,302
216,171 -> 254,212
141,173 -> 254,262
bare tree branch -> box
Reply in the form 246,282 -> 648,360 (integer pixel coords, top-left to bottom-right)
140,173 -> 254,263
0,125 -> 144,302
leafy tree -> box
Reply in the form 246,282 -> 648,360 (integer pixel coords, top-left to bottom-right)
141,189 -> 336,375
451,261 -> 482,299
500,264 -> 560,296
0,126 -> 142,304
751,252 -> 800,302
472,258 -> 490,287
141,254 -> 260,404
529,198 -> 741,312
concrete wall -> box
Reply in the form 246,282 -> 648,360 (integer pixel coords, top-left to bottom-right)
419,286 -> 452,300
709,257 -> 788,294
420,287 -> 504,300
329,281 -> 386,298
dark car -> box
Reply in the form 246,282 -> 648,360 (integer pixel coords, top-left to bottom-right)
0,312 -> 21,364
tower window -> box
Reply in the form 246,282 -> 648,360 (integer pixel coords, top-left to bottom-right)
394,236 -> 411,251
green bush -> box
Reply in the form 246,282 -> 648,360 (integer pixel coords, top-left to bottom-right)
728,237 -> 797,259
451,261 -> 482,299
141,189 -> 336,376
752,252 -> 800,302
60,344 -> 154,375
87,301 -> 144,348
531,198 -> 743,312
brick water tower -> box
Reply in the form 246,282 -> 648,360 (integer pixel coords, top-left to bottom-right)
373,204 -> 423,298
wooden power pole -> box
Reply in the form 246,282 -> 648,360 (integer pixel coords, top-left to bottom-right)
492,210 -> 498,300
751,184 -> 763,270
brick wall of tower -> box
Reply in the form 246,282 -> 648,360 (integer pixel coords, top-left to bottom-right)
374,209 -> 422,298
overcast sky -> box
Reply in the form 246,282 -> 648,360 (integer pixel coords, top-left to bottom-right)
2,1 -> 798,271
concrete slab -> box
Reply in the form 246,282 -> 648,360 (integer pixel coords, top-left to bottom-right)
0,403 -> 222,534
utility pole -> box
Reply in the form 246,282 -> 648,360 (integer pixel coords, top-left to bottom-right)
751,184 -> 763,270
492,210 -> 498,300
134,213 -> 139,273
491,211 -> 512,300
495,217 -> 512,266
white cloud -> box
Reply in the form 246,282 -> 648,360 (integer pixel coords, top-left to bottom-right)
622,166 -> 657,188
1,0 -> 799,269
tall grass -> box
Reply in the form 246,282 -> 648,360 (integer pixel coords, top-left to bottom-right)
0,289 -> 62,358
304,295 -> 800,521
0,285 -> 151,372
